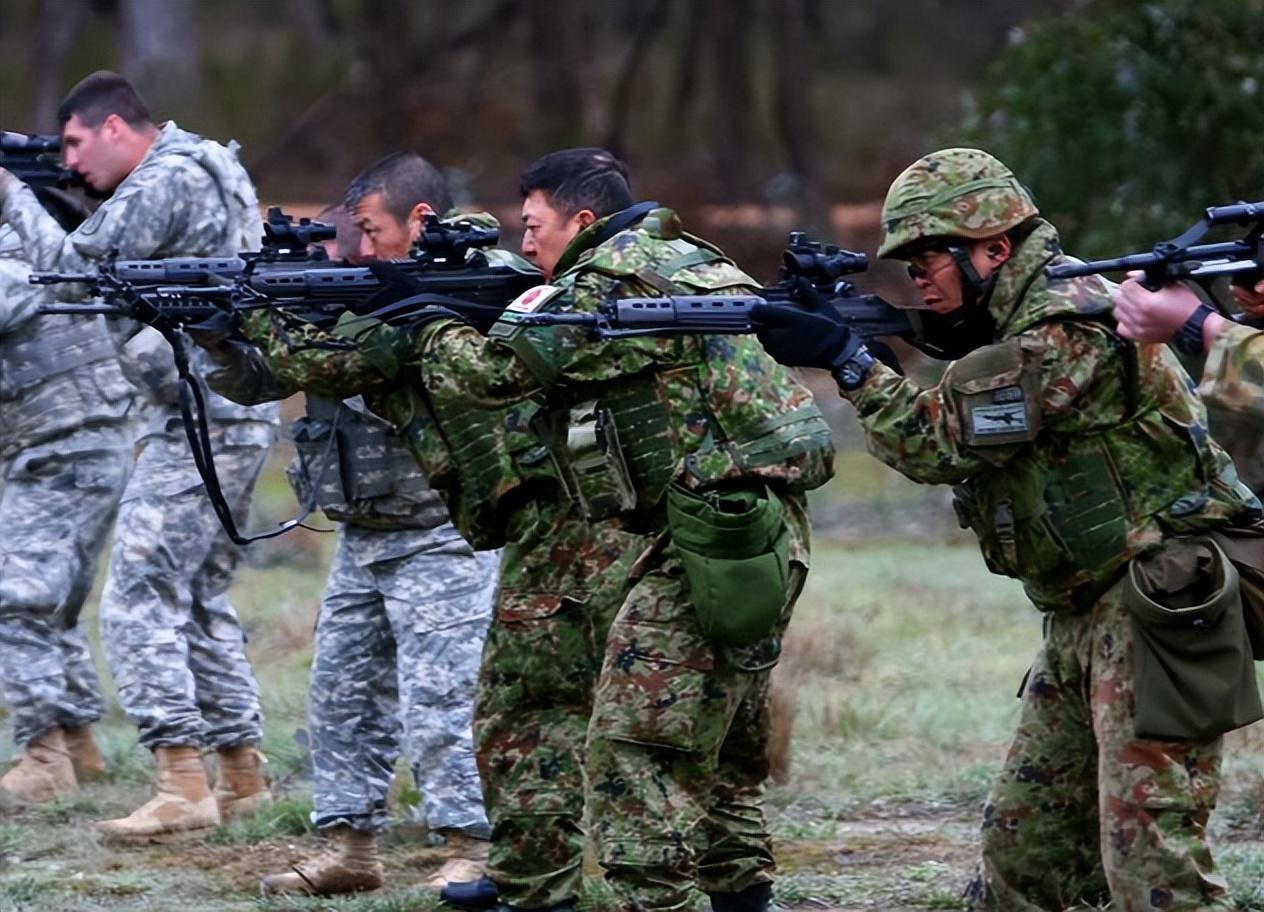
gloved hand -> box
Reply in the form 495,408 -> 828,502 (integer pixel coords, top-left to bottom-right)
750,278 -> 864,370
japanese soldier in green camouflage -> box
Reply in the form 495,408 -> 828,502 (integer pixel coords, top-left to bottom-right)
751,148 -> 1262,911
230,148 -> 836,912
210,159 -> 649,912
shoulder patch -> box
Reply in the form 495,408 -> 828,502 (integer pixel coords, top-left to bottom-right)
506,284 -> 565,314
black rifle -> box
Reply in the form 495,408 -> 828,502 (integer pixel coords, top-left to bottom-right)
32,208 -> 541,545
1045,200 -> 1263,291
35,207 -> 540,329
503,232 -> 913,343
1,131 -> 84,190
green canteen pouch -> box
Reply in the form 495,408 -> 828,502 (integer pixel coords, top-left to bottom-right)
667,483 -> 790,647
1208,526 -> 1264,660
1123,537 -> 1263,740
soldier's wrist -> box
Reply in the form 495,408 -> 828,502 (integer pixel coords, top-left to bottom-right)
1172,303 -> 1215,356
831,344 -> 875,392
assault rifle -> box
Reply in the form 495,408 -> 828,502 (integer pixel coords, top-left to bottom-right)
502,232 -> 913,343
34,207 -> 540,329
31,208 -> 540,546
0,131 -> 83,190
1045,200 -> 1263,291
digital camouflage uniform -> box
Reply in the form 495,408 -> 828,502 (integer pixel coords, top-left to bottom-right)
845,150 -> 1259,911
0,225 -> 136,750
231,242 -> 648,908
206,334 -> 496,836
0,122 -> 279,751
398,206 -> 834,911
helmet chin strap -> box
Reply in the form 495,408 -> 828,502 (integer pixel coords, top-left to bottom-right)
944,244 -> 999,312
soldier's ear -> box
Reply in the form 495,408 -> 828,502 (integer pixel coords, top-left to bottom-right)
574,208 -> 597,231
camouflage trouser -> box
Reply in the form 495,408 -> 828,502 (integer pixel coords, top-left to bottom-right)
585,539 -> 809,912
475,501 -> 647,908
98,420 -> 274,750
0,422 -> 133,746
309,521 -> 497,835
969,578 -> 1233,911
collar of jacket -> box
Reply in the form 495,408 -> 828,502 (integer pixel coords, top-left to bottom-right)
990,218 -> 1113,337
551,201 -> 662,278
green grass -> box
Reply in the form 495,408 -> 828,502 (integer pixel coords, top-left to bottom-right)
3,494 -> 1264,909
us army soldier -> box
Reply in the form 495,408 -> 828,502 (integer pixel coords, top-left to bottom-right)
0,192 -> 136,804
0,71 -> 279,841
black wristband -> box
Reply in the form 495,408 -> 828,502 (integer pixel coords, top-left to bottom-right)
1173,303 -> 1214,356
831,345 -> 875,391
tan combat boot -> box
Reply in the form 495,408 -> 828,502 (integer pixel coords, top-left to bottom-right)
425,828 -> 490,890
62,725 -> 107,782
97,746 -> 220,842
258,825 -> 385,896
0,728 -> 77,803
212,744 -> 271,821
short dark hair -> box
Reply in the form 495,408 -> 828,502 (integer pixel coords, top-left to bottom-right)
519,148 -> 633,219
58,71 -> 152,128
342,152 -> 453,223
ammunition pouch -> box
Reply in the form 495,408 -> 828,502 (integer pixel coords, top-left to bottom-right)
0,315 -> 119,400
558,399 -> 637,522
945,338 -> 1041,449
288,397 -> 446,529
1123,537 -> 1263,740
667,483 -> 790,647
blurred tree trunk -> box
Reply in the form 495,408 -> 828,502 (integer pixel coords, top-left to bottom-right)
118,0 -> 200,118
527,0 -> 587,147
603,0 -> 671,157
708,0 -> 754,197
29,0 -> 90,131
773,0 -> 829,233
291,0 -> 340,51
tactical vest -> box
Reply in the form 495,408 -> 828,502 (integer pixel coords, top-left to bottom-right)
370,385 -> 557,550
287,395 -> 450,530
0,313 -> 121,401
492,215 -> 835,525
947,319 -> 1256,612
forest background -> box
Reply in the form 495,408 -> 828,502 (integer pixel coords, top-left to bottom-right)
0,1 -> 1262,910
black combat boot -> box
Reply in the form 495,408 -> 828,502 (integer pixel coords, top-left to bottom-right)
440,875 -> 499,909
709,881 -> 774,912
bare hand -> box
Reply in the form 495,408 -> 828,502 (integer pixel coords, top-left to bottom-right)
1111,272 -> 1200,342
1230,278 -> 1264,318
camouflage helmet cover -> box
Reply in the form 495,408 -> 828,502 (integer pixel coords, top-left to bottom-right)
877,148 -> 1038,259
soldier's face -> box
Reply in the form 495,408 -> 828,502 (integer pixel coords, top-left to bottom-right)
905,240 -> 1006,314
60,113 -> 131,193
521,190 -> 593,280
905,248 -> 966,313
353,192 -> 422,260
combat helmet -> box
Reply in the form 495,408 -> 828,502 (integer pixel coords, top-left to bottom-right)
877,148 -> 1037,259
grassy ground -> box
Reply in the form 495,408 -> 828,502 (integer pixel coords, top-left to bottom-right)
1,502 -> 1263,909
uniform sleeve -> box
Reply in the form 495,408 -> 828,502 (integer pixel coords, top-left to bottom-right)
846,321 -> 1121,485
415,270 -> 706,408
0,257 -> 43,335
237,310 -> 398,401
201,335 -> 299,405
1198,320 -> 1264,418
1,165 -> 206,298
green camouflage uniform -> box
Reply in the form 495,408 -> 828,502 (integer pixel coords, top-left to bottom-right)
234,257 -> 649,908
405,206 -> 834,910
1199,320 -> 1264,419
852,150 -> 1258,911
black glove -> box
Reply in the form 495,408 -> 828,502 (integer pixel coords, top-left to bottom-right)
750,279 -> 878,390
